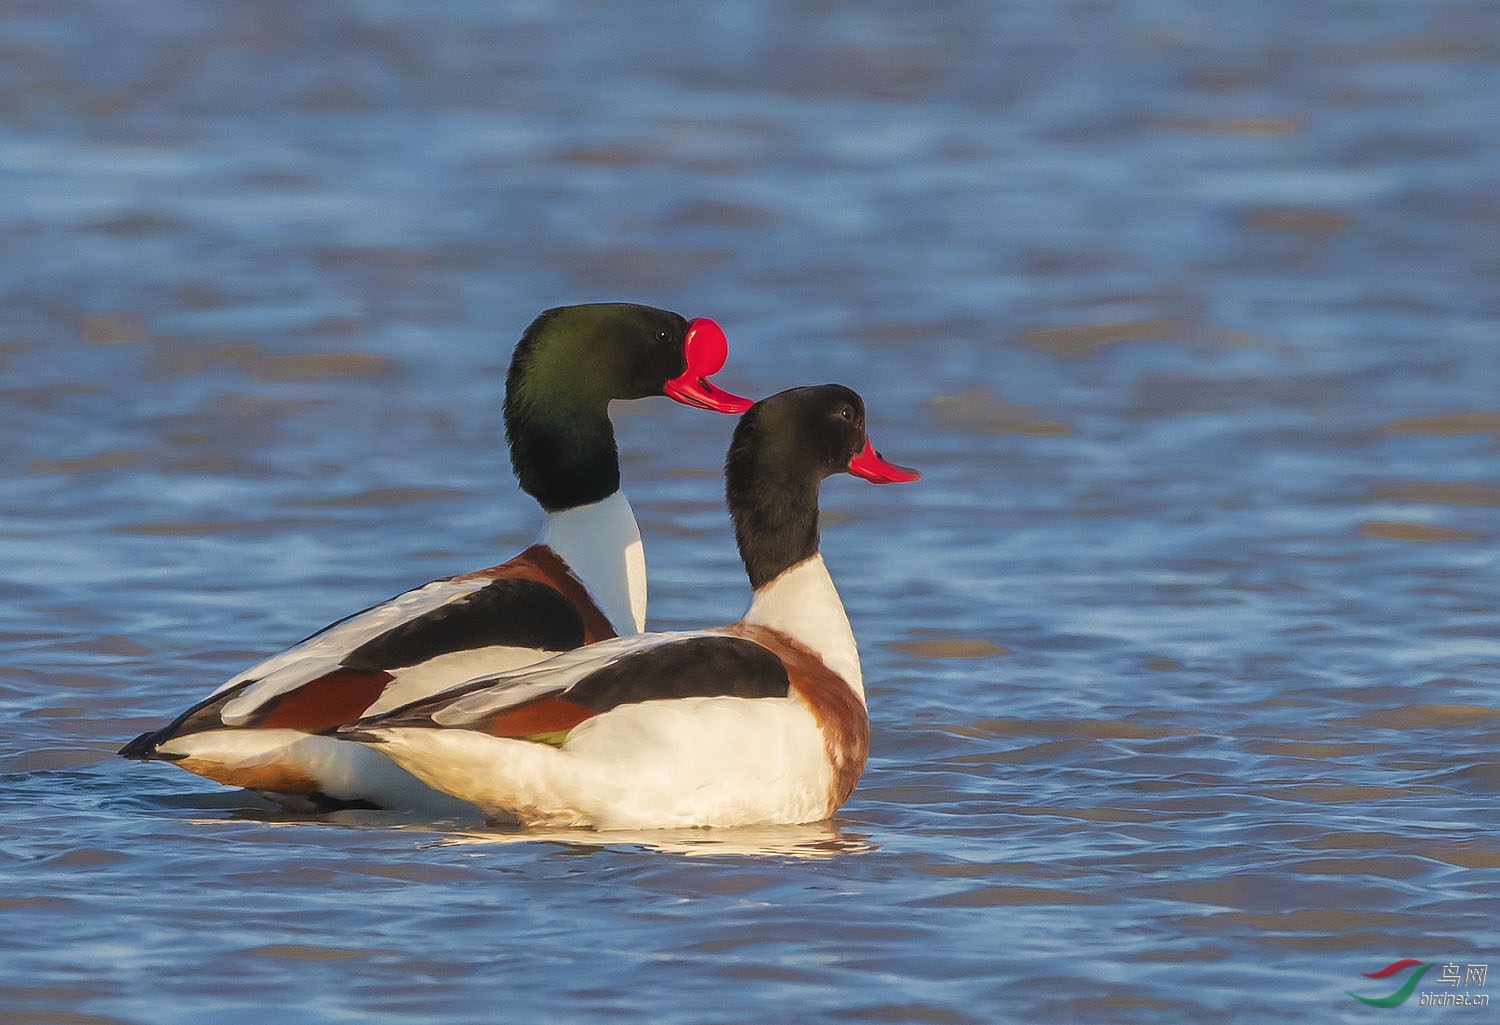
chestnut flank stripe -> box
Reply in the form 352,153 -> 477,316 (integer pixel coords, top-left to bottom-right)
483,695 -> 599,739
176,755 -> 323,795
257,669 -> 395,730
722,623 -> 869,813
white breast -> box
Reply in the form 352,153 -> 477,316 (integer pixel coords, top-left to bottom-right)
538,490 -> 647,635
741,554 -> 864,701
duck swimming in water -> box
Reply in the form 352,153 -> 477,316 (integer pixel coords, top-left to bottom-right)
120,303 -> 752,812
340,384 -> 919,829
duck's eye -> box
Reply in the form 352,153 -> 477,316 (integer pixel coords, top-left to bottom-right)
656,329 -> 670,342
838,406 -> 854,421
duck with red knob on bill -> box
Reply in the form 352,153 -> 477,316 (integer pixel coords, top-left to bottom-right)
338,384 -> 920,829
119,304 -> 753,813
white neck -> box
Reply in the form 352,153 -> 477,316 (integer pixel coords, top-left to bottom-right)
741,554 -> 863,702
537,491 -> 646,635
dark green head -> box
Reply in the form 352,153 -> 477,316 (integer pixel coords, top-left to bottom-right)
504,303 -> 750,512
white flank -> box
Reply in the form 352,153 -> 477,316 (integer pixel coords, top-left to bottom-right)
538,490 -> 646,635
741,554 -> 864,702
366,695 -> 836,829
217,577 -> 487,723
156,729 -> 479,817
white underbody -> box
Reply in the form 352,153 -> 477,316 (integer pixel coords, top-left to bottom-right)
369,696 -> 836,828
155,729 -> 480,818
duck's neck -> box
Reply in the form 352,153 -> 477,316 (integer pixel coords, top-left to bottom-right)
725,425 -> 860,692
742,555 -> 863,701
505,398 -> 620,513
727,452 -> 822,592
538,491 -> 646,636
505,319 -> 622,514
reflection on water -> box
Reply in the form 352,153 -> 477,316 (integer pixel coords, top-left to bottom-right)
2,1 -> 1499,1023
427,822 -> 876,860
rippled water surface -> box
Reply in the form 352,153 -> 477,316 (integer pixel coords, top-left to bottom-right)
3,3 -> 1499,1023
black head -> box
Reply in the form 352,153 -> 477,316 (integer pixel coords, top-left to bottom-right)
728,385 -> 870,489
725,385 -> 918,588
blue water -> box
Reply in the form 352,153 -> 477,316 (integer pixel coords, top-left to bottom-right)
2,3 -> 1498,1022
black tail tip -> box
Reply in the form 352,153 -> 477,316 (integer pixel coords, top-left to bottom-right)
118,730 -> 160,760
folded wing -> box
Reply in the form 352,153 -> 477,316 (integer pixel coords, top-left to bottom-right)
349,631 -> 794,744
123,546 -> 617,756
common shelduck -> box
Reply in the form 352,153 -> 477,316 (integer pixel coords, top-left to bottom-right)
120,303 -> 752,811
339,384 -> 919,829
